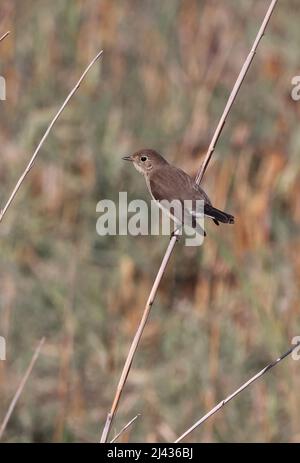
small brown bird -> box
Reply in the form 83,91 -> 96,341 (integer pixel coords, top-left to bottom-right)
123,149 -> 234,234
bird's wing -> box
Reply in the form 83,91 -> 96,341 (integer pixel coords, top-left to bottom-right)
148,166 -> 210,203
148,166 -> 211,224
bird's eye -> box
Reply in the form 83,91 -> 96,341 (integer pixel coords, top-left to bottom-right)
140,156 -> 147,162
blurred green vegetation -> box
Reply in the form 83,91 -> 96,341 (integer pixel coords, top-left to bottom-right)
0,0 -> 300,442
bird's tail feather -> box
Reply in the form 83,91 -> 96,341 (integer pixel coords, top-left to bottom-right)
204,204 -> 234,224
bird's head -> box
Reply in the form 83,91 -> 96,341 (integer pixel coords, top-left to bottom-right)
122,149 -> 168,175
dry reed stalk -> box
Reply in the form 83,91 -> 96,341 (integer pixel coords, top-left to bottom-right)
0,50 -> 103,224
100,0 -> 278,443
100,242 -> 177,442
110,414 -> 140,443
195,0 -> 278,184
175,340 -> 300,442
0,31 -> 10,43
0,337 -> 45,440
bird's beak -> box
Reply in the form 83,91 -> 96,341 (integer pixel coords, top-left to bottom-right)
122,155 -> 133,161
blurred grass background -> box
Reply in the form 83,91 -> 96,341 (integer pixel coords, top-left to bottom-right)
0,0 -> 300,443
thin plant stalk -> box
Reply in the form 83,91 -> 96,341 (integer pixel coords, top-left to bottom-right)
110,414 -> 140,443
100,241 -> 176,442
0,31 -> 10,43
195,0 -> 278,184
175,341 -> 300,442
0,51 -> 103,223
0,338 -> 45,440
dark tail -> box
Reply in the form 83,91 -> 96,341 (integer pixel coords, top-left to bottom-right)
204,204 -> 235,224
